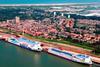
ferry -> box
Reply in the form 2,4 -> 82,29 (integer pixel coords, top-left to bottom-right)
7,36 -> 43,51
46,47 -> 92,65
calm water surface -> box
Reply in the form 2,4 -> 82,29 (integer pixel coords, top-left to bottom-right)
0,40 -> 99,67
0,0 -> 100,4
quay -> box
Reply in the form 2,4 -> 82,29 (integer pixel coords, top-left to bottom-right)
42,42 -> 100,64
16,33 -> 100,64
0,32 -> 100,64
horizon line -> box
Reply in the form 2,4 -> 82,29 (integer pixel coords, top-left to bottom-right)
0,2 -> 99,6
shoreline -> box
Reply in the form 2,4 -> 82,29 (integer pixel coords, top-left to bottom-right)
21,35 -> 100,64
14,34 -> 100,64
0,3 -> 99,6
0,31 -> 100,64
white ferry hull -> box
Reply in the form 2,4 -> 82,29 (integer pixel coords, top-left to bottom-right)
47,48 -> 92,65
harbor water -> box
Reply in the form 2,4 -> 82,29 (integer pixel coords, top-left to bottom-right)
0,40 -> 99,67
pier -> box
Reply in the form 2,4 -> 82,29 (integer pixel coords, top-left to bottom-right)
18,34 -> 100,64
0,32 -> 100,64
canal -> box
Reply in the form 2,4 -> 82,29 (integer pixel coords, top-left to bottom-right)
0,40 -> 99,67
